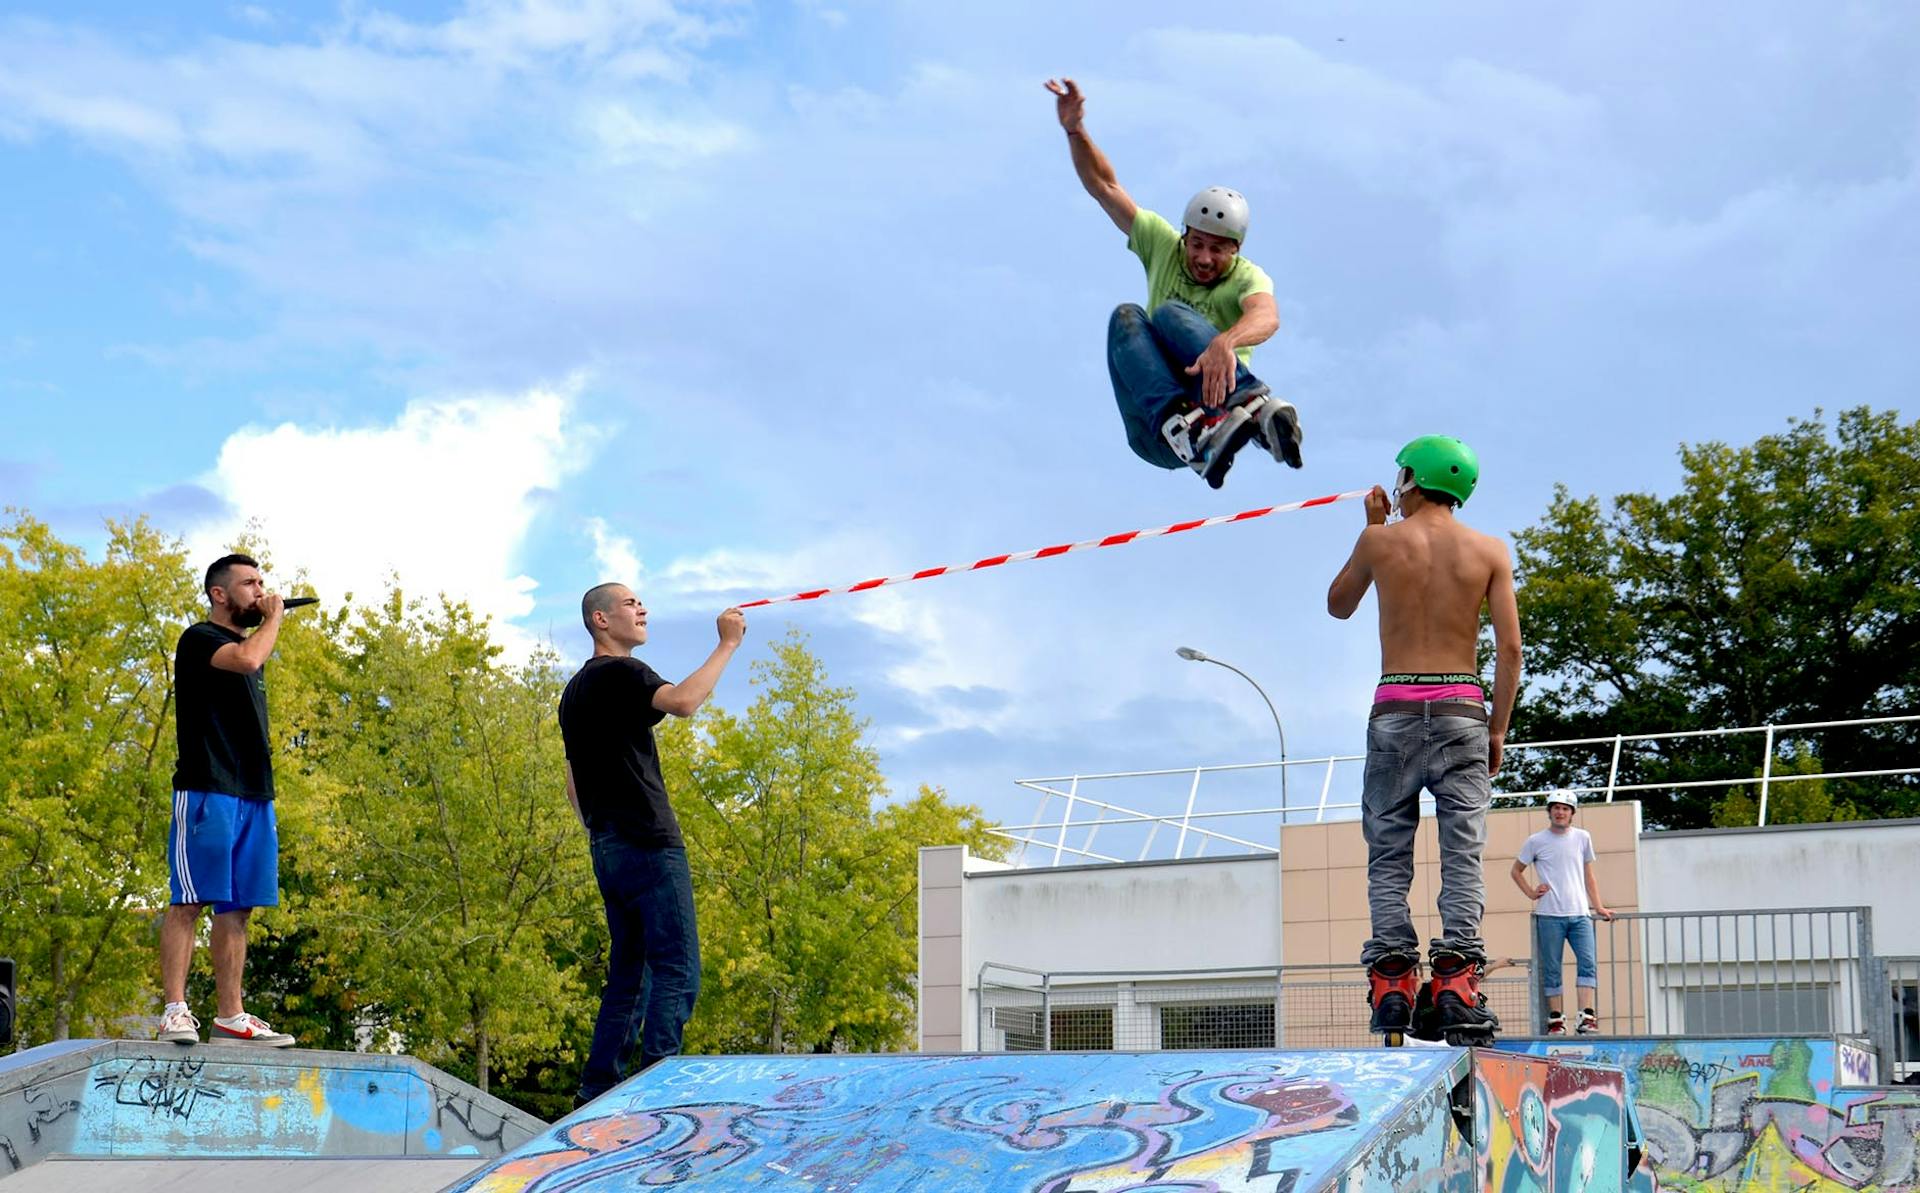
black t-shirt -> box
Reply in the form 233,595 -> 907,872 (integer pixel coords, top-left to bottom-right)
171,622 -> 274,799
558,656 -> 680,847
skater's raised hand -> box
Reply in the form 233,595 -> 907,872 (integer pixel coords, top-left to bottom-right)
1184,334 -> 1239,408
1045,78 -> 1084,134
1364,485 -> 1392,525
717,607 -> 746,647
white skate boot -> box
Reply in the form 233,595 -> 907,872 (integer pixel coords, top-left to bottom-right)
1160,403 -> 1258,489
1244,394 -> 1304,469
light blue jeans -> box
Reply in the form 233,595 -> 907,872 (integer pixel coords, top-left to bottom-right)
1535,914 -> 1597,995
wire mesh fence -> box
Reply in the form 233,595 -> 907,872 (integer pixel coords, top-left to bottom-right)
1277,964 -> 1533,1049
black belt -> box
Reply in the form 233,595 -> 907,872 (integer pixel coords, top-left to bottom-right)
1370,700 -> 1489,722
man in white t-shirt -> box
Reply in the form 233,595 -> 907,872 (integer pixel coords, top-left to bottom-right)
1510,791 -> 1615,1034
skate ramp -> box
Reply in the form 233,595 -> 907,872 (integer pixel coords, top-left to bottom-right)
0,1039 -> 544,1184
1497,1035 -> 1920,1191
450,1048 -> 1488,1192
0,1155 -> 482,1192
1473,1049 -> 1631,1193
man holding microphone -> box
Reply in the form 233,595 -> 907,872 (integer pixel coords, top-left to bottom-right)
158,553 -> 296,1046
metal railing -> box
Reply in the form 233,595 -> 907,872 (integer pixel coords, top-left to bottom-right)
1533,908 -> 1886,1050
974,918 -> 1918,1070
995,714 -> 1920,866
976,961 -> 1533,1053
1885,955 -> 1920,1081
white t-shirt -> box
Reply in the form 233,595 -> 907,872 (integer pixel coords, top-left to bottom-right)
1517,827 -> 1596,918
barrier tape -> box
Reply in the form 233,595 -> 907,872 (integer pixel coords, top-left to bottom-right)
739,488 -> 1370,609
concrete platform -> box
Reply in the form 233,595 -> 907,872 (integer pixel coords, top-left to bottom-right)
0,1039 -> 544,1184
450,1047 -> 1635,1192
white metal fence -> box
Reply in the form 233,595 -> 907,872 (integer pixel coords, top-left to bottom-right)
978,913 -> 1916,1075
994,714 -> 1920,867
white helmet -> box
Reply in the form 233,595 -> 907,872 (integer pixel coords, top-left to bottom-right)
1546,789 -> 1579,811
1183,186 -> 1249,243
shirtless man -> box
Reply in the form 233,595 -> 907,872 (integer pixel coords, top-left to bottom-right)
1327,435 -> 1522,1044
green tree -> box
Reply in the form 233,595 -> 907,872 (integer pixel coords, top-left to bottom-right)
292,590 -> 599,1100
1506,408 -> 1920,828
662,631 -> 1005,1055
0,516 -> 198,1042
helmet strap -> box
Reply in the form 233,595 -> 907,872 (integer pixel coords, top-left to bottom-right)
1391,466 -> 1417,518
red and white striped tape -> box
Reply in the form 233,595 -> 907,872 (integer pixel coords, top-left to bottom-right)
739,488 -> 1370,609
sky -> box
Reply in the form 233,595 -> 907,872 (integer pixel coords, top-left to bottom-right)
2,1 -> 1916,846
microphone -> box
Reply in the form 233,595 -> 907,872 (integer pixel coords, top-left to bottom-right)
283,597 -> 320,610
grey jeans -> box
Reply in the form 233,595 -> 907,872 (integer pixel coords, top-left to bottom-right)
1358,712 -> 1491,966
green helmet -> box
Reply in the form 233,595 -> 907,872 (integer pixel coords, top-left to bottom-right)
1394,435 -> 1479,506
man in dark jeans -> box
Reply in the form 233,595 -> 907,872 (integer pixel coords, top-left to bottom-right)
560,583 -> 745,1106
1327,436 -> 1522,1044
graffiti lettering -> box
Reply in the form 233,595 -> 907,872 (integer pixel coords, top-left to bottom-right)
1640,1053 -> 1743,1085
659,1059 -> 800,1088
93,1056 -> 226,1121
1840,1043 -> 1879,1088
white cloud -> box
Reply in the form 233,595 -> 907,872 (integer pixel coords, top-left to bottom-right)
352,0 -> 686,63
190,382 -> 594,654
589,101 -> 748,164
584,516 -> 642,582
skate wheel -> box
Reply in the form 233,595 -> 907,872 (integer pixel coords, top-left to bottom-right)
1383,1031 -> 1404,1048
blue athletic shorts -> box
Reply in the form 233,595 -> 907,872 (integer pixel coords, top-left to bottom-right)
169,790 -> 279,913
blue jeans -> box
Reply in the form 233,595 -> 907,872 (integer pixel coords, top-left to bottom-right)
1107,301 -> 1267,469
579,836 -> 701,1102
1535,914 -> 1598,996
1357,712 -> 1491,966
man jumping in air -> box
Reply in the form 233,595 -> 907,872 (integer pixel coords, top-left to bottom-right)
1046,77 -> 1303,489
1328,436 -> 1522,1045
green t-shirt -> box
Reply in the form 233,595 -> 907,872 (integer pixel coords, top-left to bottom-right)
1128,209 -> 1275,364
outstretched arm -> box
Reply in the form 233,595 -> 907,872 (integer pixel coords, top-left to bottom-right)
652,608 -> 748,718
1327,489 -> 1391,618
1045,78 -> 1137,234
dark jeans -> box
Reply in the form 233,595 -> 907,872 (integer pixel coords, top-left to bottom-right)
1358,712 -> 1492,966
1107,300 -> 1267,469
579,835 -> 700,1102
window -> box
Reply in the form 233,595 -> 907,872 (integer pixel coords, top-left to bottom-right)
1679,986 -> 1831,1034
989,1004 -> 1114,1050
1160,1001 -> 1276,1050
1050,1006 -> 1115,1051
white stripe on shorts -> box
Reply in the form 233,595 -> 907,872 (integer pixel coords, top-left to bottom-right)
173,790 -> 197,904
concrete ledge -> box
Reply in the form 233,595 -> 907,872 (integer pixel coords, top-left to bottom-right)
0,1039 -> 544,1179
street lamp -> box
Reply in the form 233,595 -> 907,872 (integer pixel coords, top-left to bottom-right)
1177,647 -> 1289,804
